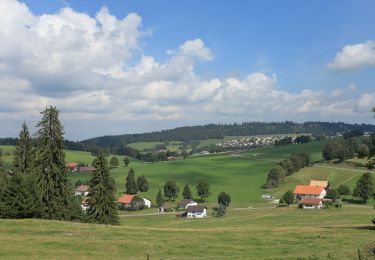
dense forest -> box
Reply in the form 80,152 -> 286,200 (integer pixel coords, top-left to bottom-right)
1,121 -> 375,155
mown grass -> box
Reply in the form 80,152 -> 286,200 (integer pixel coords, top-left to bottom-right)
0,207 -> 374,259
243,140 -> 332,161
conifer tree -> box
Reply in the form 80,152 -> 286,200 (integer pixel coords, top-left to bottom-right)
0,149 -> 4,174
0,172 -> 42,218
182,184 -> 192,199
156,189 -> 164,207
34,106 -> 77,220
125,168 -> 138,194
353,172 -> 374,202
13,122 -> 34,175
87,152 -> 118,225
137,175 -> 149,192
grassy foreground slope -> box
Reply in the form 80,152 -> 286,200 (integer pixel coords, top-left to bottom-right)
0,207 -> 374,259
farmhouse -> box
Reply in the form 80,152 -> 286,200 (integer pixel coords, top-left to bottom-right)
75,185 -> 89,196
116,194 -> 134,208
116,194 -> 151,208
186,205 -> 207,218
167,156 -> 177,161
79,166 -> 96,173
293,185 -> 326,199
178,199 -> 198,209
81,198 -> 90,211
299,198 -> 323,209
66,162 -> 78,172
309,180 -> 330,190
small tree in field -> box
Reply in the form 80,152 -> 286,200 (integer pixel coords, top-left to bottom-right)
164,180 -> 179,201
282,190 -> 294,206
337,184 -> 351,195
156,189 -> 164,207
353,172 -> 374,202
110,156 -> 119,168
196,179 -> 211,201
218,192 -> 231,207
325,188 -> 340,202
182,184 -> 192,199
123,157 -> 130,167
137,175 -> 149,192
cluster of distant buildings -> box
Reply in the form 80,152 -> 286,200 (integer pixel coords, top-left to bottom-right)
66,162 -> 96,173
217,136 -> 288,149
74,186 -> 207,218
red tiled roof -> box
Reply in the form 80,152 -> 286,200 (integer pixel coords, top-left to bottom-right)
293,185 -> 324,195
187,206 -> 206,212
300,198 -> 322,205
79,166 -> 96,173
75,185 -> 89,192
66,162 -> 78,168
116,194 -> 134,204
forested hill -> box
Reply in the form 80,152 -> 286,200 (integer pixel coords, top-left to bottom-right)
80,121 -> 375,148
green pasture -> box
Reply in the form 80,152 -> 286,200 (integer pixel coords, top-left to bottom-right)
0,207 -> 374,259
243,140 -> 331,161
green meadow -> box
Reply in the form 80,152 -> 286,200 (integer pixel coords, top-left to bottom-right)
0,207 -> 374,259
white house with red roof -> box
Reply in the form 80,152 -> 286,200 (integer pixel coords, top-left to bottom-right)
116,194 -> 151,208
293,185 -> 326,199
186,206 -> 207,218
75,185 -> 89,196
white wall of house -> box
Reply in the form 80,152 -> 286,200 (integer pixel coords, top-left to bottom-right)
75,191 -> 89,196
143,198 -> 151,208
81,204 -> 89,211
297,190 -> 326,199
302,203 -> 322,209
187,208 -> 207,218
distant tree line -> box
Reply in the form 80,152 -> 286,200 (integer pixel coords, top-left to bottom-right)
266,153 -> 313,188
322,135 -> 372,162
275,135 -> 312,146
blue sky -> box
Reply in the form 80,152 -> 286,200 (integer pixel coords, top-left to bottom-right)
0,0 -> 375,139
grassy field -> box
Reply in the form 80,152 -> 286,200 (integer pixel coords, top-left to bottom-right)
69,154 -> 275,207
242,140 -> 331,161
0,207 -> 374,259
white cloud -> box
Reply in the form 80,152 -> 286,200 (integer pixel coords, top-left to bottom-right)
327,41 -> 375,70
0,0 -> 374,139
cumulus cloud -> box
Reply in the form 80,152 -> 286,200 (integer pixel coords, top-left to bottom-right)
0,0 -> 374,139
327,41 -> 375,70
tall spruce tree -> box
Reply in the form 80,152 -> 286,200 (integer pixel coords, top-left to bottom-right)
34,106 -> 77,220
87,152 -> 118,225
13,122 -> 34,175
125,168 -> 138,194
182,184 -> 192,199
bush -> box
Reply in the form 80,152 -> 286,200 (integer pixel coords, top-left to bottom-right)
337,185 -> 351,195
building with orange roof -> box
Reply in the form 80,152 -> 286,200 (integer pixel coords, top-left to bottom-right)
298,198 -> 323,209
293,185 -> 326,199
66,162 -> 78,172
